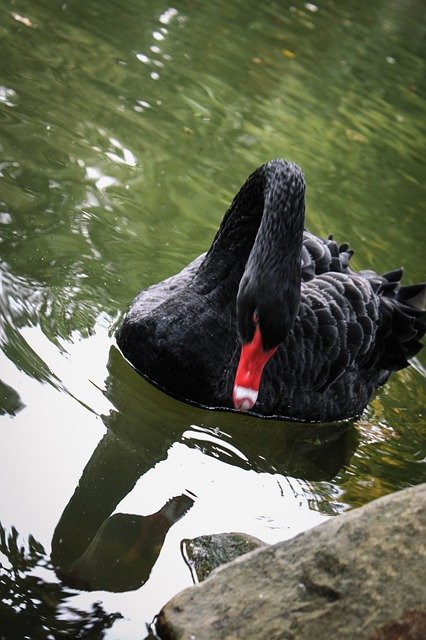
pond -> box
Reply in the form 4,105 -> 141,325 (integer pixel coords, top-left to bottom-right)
0,0 -> 425,637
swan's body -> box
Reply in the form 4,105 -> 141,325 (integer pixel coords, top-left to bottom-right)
117,160 -> 425,422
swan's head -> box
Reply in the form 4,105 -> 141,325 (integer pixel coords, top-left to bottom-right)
232,278 -> 299,412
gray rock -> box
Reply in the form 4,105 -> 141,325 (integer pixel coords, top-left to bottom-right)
182,533 -> 266,583
156,483 -> 426,640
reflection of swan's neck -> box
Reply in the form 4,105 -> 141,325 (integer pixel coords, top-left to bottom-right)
63,494 -> 194,592
51,430 -> 195,592
51,431 -> 148,569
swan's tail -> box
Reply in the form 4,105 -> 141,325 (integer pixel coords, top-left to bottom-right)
366,269 -> 426,374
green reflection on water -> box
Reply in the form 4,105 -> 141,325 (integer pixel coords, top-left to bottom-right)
0,0 -> 425,636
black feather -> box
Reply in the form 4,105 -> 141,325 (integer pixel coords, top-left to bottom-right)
381,267 -> 403,283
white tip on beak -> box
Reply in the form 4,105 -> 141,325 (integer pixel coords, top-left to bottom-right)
233,385 -> 258,411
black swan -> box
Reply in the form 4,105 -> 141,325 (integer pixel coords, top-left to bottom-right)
117,160 -> 425,422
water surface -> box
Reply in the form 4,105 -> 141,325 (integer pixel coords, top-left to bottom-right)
0,0 -> 425,637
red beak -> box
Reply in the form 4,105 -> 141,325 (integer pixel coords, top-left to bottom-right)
232,326 -> 278,411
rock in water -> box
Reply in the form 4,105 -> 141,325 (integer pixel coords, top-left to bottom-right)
156,483 -> 426,640
182,532 -> 266,583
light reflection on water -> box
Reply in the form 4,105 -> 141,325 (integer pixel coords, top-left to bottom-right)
0,0 -> 425,637
1,315 -> 335,630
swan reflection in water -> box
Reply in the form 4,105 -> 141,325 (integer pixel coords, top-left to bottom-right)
51,346 -> 359,593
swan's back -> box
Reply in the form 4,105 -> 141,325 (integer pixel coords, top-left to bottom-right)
301,231 -> 425,375
117,231 -> 425,421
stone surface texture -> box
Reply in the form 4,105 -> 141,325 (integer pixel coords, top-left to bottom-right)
183,533 -> 265,583
156,483 -> 426,640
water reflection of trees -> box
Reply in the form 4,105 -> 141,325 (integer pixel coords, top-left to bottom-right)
1,0 -> 424,365
0,523 -> 121,640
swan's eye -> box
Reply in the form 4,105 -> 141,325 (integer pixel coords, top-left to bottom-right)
252,311 -> 259,325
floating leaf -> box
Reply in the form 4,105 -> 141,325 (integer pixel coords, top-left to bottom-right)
282,49 -> 296,59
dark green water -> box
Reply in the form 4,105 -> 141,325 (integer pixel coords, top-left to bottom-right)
0,0 -> 425,637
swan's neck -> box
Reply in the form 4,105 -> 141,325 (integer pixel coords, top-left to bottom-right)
191,159 -> 306,411
237,160 -> 305,349
194,160 -> 305,306
230,160 -> 306,412
193,166 -> 266,293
